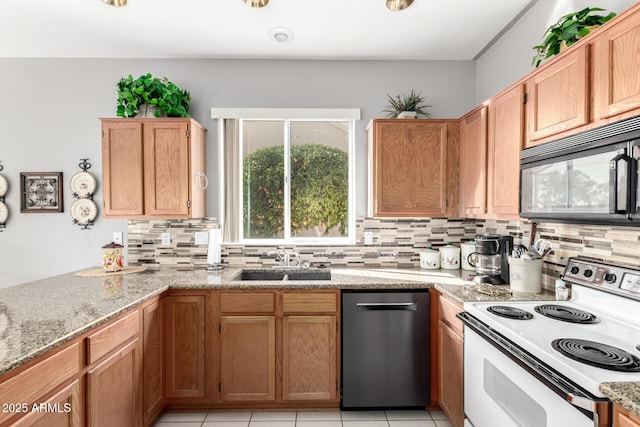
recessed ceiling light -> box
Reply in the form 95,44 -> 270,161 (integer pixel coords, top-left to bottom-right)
243,0 -> 268,7
386,0 -> 414,11
101,0 -> 127,6
268,27 -> 294,43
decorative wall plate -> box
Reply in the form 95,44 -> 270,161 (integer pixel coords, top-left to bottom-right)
0,174 -> 7,197
70,198 -> 97,225
0,201 -> 8,224
70,171 -> 97,197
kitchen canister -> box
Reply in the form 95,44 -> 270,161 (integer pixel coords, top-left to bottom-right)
460,240 -> 476,270
508,256 -> 543,293
102,241 -> 124,272
419,247 -> 440,270
439,243 -> 461,270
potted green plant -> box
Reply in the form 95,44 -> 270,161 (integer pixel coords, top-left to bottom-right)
116,73 -> 191,118
532,7 -> 616,68
383,89 -> 431,118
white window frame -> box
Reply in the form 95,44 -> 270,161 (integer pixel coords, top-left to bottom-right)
213,108 -> 359,245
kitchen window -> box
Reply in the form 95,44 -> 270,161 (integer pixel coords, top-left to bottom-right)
213,109 -> 359,244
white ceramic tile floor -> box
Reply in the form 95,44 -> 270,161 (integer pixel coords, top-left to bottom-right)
154,410 -> 451,427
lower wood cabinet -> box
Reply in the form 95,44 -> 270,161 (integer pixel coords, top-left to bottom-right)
11,380 -> 82,427
616,405 -> 640,427
220,315 -> 276,401
142,300 -> 164,425
436,292 -> 464,427
282,315 -> 337,401
219,290 -> 339,404
164,295 -> 206,399
87,339 -> 141,427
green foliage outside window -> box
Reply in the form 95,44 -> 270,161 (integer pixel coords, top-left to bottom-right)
243,143 -> 348,238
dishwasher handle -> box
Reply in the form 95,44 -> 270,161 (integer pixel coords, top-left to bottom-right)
356,302 -> 418,311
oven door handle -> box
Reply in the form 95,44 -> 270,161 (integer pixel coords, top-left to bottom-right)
567,394 -> 611,426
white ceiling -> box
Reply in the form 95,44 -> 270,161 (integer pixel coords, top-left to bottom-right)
1,0 -> 534,60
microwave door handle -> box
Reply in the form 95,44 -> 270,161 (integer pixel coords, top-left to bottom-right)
609,153 -> 630,214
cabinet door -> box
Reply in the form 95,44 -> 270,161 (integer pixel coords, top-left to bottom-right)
594,10 -> 640,120
87,340 -> 141,427
371,120 -> 449,217
616,404 -> 640,427
526,45 -> 589,144
487,85 -> 524,216
459,107 -> 487,216
438,320 -> 464,427
164,295 -> 206,398
142,300 -> 163,424
282,315 -> 337,401
102,121 -> 144,216
143,121 -> 190,216
220,316 -> 276,402
10,380 -> 82,427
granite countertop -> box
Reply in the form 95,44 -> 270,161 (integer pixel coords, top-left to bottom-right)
0,265 -> 553,377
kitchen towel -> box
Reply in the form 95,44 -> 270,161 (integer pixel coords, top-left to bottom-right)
207,228 -> 222,265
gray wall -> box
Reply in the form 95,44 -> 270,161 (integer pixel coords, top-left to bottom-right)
0,58 -> 475,288
475,0 -> 637,104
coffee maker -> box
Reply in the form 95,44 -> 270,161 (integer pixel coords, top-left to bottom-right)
468,234 -> 513,284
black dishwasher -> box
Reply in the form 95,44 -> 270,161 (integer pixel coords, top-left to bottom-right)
341,290 -> 430,408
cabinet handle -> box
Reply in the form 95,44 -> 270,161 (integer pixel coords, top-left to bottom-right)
195,172 -> 208,190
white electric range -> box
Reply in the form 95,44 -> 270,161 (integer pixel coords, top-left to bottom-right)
459,257 -> 640,427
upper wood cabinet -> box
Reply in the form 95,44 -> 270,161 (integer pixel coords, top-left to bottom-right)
487,84 -> 525,217
459,106 -> 487,217
526,45 -> 589,145
367,119 -> 459,217
593,7 -> 640,121
101,118 -> 207,218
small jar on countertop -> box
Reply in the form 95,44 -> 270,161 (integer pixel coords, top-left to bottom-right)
419,247 -> 440,270
102,241 -> 124,272
440,243 -> 461,270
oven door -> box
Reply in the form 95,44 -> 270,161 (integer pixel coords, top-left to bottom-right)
459,313 -> 611,427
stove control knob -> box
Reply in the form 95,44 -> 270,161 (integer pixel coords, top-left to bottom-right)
570,266 -> 580,275
604,273 -> 617,283
584,269 -> 594,278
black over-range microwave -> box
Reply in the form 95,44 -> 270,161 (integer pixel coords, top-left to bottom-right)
520,115 -> 640,225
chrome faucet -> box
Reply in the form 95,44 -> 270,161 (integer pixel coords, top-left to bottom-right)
268,246 -> 303,270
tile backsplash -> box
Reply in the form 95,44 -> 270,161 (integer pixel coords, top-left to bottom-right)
128,217 -> 480,270
127,217 -> 640,290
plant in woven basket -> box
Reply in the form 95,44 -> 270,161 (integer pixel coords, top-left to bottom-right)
383,89 -> 431,118
116,73 -> 191,118
532,7 -> 616,68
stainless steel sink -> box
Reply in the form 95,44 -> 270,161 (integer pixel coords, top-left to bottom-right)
235,271 -> 286,281
234,270 -> 331,281
286,271 -> 332,281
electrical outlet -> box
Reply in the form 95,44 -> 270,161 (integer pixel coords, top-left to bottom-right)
112,231 -> 123,245
161,232 -> 171,245
195,231 -> 209,245
364,231 -> 373,245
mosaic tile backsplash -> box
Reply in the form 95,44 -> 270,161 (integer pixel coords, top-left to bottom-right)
127,217 -> 640,290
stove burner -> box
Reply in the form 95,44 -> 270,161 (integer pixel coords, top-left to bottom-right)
552,339 -> 640,372
534,304 -> 599,324
487,305 -> 534,320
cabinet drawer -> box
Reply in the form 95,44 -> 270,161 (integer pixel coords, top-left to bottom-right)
439,295 -> 463,336
86,310 -> 139,365
221,292 -> 275,313
0,343 -> 79,425
283,292 -> 338,314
